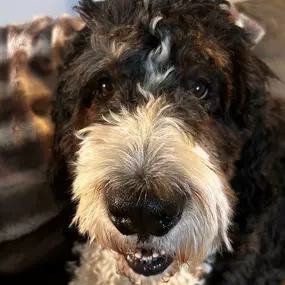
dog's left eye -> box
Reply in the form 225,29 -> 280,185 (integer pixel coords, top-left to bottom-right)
191,79 -> 210,99
99,78 -> 114,98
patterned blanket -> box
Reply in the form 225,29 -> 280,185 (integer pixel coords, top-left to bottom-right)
0,14 -> 83,276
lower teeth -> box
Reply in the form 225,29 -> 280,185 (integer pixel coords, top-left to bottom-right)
127,249 -> 162,263
124,249 -> 174,276
135,252 -> 142,259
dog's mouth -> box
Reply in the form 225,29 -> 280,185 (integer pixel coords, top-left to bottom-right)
123,248 -> 174,276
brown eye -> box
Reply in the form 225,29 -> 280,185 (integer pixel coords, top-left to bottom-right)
192,79 -> 210,99
82,78 -> 114,108
99,78 -> 114,98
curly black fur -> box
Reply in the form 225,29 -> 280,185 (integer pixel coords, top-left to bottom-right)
50,0 -> 285,284
207,99 -> 285,285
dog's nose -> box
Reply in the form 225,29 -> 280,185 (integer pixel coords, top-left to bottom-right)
105,189 -> 185,237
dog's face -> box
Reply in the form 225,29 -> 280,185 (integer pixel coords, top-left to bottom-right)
52,0 -> 272,283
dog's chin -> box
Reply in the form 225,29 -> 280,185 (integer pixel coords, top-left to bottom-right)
109,243 -> 182,283
123,247 -> 174,277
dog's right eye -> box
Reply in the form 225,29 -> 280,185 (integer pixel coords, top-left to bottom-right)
98,78 -> 114,99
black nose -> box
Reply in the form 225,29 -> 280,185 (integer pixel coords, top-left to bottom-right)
105,188 -> 185,237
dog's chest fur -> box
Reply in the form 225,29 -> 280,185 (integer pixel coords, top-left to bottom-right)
69,243 -> 215,285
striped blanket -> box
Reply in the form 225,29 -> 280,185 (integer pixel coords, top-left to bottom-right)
0,15 -> 83,278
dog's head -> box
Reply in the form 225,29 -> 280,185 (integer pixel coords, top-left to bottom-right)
51,0 -> 274,282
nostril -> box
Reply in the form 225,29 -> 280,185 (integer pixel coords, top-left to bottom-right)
151,211 -> 183,236
109,214 -> 136,235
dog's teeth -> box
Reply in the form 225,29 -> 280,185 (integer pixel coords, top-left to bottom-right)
135,252 -> 142,259
152,252 -> 159,258
146,256 -> 152,261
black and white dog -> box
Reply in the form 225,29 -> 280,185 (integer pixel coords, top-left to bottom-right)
50,1 -> 285,284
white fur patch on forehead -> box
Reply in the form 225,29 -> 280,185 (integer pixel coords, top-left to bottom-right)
150,16 -> 163,35
143,15 -> 175,92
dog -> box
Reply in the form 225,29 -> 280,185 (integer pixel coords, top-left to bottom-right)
50,0 -> 285,284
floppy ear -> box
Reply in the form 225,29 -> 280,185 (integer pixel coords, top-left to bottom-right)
49,25 -> 91,204
48,112 -> 73,203
215,14 -> 278,129
49,35 -> 89,242
228,46 -> 278,130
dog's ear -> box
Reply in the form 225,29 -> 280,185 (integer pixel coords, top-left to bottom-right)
229,41 -> 278,129
49,26 -> 91,202
49,84 -> 74,202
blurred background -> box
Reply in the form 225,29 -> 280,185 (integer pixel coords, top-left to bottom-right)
0,0 -> 100,25
236,0 -> 285,98
0,1 -> 75,25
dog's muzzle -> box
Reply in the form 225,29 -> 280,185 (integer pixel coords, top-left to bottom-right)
73,98 -> 233,280
105,188 -> 185,275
